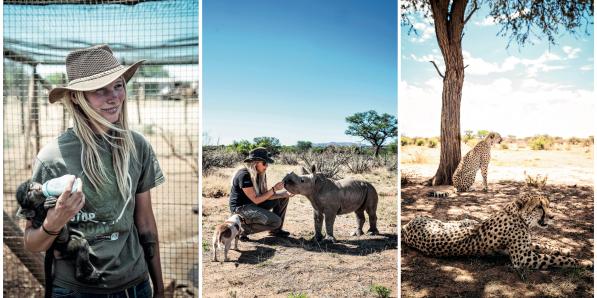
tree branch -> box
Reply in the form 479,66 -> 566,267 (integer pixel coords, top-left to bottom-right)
464,0 -> 479,25
429,60 -> 445,79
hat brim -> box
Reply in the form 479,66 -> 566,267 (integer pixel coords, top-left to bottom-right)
48,60 -> 145,103
243,156 -> 275,164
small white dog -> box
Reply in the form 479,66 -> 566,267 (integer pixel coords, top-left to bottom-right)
212,214 -> 243,262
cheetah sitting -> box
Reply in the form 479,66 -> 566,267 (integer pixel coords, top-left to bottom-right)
402,194 -> 593,270
452,132 -> 502,192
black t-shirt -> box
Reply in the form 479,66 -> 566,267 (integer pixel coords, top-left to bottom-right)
229,168 -> 255,212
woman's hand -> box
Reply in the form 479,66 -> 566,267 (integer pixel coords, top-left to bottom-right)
273,181 -> 285,191
44,177 -> 85,232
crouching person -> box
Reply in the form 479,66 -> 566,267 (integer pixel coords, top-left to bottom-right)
228,148 -> 294,240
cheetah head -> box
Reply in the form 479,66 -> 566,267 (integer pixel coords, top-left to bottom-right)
485,132 -> 503,145
514,194 -> 554,229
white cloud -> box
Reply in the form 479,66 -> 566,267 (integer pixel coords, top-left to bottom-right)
475,17 -> 496,27
410,50 -> 565,78
580,64 -> 593,71
400,78 -> 594,138
410,22 -> 435,43
562,46 -> 581,59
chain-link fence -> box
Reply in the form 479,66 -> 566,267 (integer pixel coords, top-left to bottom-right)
3,0 -> 198,296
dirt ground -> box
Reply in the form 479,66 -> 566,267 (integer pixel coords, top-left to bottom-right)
202,164 -> 398,297
401,145 -> 594,298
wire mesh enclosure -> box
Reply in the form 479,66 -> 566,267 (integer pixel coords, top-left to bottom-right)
3,0 -> 199,296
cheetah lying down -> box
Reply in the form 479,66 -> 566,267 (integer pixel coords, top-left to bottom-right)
402,194 -> 593,269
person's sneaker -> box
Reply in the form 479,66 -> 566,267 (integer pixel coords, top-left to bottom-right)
269,229 -> 290,237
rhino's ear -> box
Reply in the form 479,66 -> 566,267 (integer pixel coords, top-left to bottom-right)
311,165 -> 317,174
301,167 -> 309,175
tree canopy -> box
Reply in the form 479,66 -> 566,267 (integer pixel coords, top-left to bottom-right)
345,110 -> 397,157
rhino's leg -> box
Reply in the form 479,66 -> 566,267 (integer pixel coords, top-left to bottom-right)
351,209 -> 365,236
323,210 -> 337,243
366,200 -> 379,235
313,210 -> 324,241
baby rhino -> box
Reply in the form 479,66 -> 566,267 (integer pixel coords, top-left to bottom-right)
283,165 -> 379,242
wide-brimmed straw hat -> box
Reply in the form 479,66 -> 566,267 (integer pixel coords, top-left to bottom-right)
48,44 -> 145,103
243,147 -> 275,164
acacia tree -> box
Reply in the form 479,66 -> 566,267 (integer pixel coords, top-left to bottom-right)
345,110 -> 398,157
401,0 -> 593,185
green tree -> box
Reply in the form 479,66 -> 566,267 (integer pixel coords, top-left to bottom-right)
477,130 -> 489,138
345,110 -> 397,157
296,141 -> 313,152
402,0 -> 592,186
229,139 -> 253,155
253,136 -> 282,155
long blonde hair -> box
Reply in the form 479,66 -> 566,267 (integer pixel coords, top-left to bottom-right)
61,80 -> 136,203
244,161 -> 267,195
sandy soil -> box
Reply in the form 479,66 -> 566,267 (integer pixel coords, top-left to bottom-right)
400,145 -> 594,298
202,164 -> 398,297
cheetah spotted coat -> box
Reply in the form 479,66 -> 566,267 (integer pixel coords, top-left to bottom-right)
402,194 -> 593,269
452,132 -> 502,192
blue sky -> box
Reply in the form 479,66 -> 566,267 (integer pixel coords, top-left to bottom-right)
400,5 -> 594,138
203,0 -> 397,145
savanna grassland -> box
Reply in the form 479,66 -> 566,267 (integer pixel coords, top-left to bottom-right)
401,135 -> 594,297
202,149 -> 398,297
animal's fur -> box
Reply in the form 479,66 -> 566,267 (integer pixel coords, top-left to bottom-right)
212,214 -> 242,262
16,180 -> 101,283
402,194 -> 593,270
452,132 -> 502,192
283,165 -> 379,243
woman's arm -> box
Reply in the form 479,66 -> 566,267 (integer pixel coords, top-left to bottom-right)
24,177 -> 85,252
134,190 -> 164,298
242,181 -> 285,204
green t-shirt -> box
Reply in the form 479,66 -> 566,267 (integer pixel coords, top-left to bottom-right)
30,128 -> 165,293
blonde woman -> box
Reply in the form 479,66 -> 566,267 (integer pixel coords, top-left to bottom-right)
229,147 -> 294,240
22,45 -> 165,297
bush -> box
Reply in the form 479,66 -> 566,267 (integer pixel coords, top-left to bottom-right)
427,138 -> 438,148
525,171 -> 548,188
530,135 -> 553,150
278,152 -> 300,165
202,147 -> 242,175
400,136 -> 412,146
500,143 -> 509,150
370,284 -> 391,298
299,151 -> 349,179
415,139 -> 425,146
346,154 -> 374,174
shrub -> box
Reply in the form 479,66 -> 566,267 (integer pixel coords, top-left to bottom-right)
346,154 -> 374,174
400,136 -> 412,146
427,138 -> 438,148
278,152 -> 300,165
415,139 -> 425,146
500,143 -> 509,150
524,171 -> 548,188
567,137 -> 581,145
370,284 -> 391,298
299,151 -> 349,179
202,147 -> 242,175
530,135 -> 553,150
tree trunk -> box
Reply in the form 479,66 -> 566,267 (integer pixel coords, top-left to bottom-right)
430,0 -> 468,186
433,56 -> 464,185
373,145 -> 381,158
